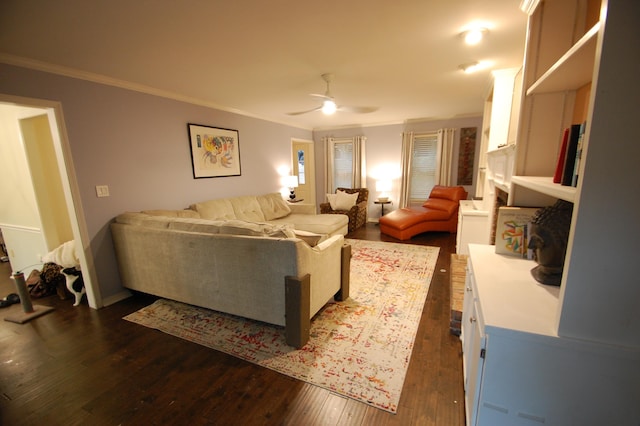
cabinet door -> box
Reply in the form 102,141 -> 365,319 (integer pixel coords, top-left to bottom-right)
461,264 -> 475,361
465,301 -> 486,426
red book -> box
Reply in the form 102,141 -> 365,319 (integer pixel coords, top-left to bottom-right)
553,128 -> 569,183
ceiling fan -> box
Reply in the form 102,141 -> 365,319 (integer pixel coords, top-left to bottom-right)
287,73 -> 378,116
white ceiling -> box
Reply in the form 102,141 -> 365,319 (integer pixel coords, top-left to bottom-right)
0,0 -> 527,130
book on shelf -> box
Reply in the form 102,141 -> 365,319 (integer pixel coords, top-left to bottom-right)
571,121 -> 586,187
561,123 -> 582,186
495,206 -> 540,258
553,128 -> 570,184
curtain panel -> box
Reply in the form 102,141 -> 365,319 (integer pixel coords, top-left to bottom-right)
399,131 -> 414,208
324,136 -> 367,195
437,128 -> 455,186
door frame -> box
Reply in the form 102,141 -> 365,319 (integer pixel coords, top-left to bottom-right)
0,93 -> 101,308
291,138 -> 316,206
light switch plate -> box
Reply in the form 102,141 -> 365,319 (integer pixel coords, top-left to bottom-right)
96,185 -> 110,197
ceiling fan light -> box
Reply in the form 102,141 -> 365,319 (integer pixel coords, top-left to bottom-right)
322,99 -> 337,115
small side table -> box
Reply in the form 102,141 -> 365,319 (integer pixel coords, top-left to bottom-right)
374,199 -> 392,216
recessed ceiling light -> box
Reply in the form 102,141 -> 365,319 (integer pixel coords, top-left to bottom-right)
459,62 -> 479,73
461,28 -> 489,45
458,61 -> 492,74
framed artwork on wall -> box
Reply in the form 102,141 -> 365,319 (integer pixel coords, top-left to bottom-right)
187,123 -> 241,178
457,126 -> 476,185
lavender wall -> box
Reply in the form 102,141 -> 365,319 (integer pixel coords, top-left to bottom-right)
0,64 -> 312,302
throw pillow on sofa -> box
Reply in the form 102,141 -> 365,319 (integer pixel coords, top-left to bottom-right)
292,229 -> 326,247
327,190 -> 359,211
218,220 -> 291,238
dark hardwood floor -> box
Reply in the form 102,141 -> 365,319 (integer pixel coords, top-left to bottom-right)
0,224 -> 465,425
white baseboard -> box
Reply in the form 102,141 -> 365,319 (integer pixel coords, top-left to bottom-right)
101,289 -> 132,307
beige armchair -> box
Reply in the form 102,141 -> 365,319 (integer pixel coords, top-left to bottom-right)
320,188 -> 369,233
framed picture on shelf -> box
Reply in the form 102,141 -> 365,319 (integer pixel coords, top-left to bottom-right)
495,206 -> 541,258
187,123 -> 241,178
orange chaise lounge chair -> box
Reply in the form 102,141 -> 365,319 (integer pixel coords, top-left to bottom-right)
379,185 -> 468,240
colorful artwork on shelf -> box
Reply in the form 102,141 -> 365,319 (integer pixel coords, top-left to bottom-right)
495,207 -> 540,258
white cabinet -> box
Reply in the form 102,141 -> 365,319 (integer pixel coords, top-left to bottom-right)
460,263 -> 485,425
456,200 -> 488,255
461,244 -> 640,426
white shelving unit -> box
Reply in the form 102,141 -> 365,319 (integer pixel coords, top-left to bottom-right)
461,0 -> 640,424
462,245 -> 640,426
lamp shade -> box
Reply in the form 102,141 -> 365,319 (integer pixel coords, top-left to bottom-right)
284,175 -> 299,188
376,179 -> 392,192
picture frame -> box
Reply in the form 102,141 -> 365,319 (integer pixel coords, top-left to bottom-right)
187,123 -> 241,178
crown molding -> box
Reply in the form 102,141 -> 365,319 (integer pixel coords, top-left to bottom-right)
0,53 -> 314,131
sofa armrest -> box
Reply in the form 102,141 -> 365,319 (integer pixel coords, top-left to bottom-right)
319,202 -> 332,214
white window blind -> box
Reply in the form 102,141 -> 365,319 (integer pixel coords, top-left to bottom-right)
409,133 -> 438,202
333,141 -> 353,191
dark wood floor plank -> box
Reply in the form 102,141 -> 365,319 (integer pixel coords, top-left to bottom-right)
0,225 -> 465,425
336,397 -> 368,425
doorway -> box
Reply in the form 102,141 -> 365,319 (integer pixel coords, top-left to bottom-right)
291,139 -> 316,205
0,95 -> 100,308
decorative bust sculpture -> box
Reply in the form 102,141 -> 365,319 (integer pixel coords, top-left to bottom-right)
527,200 -> 573,286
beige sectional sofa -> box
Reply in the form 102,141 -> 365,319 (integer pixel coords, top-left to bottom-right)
111,193 -> 351,348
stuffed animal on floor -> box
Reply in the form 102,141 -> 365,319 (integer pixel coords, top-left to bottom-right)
60,267 -> 85,307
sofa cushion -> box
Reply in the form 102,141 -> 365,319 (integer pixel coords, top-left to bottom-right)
191,198 -> 237,221
218,220 -> 291,238
116,212 -> 171,229
256,192 -> 291,220
380,207 -> 451,230
422,198 -> 458,216
142,209 -> 201,219
327,190 -> 359,211
269,213 -> 348,236
228,196 -> 267,222
168,218 -> 225,234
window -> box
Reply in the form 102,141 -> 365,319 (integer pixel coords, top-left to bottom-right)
296,149 -> 305,184
332,141 -> 353,190
325,136 -> 366,193
409,132 -> 438,203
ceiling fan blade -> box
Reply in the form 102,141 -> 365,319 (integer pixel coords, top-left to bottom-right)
309,93 -> 333,101
338,106 -> 379,114
286,106 -> 322,116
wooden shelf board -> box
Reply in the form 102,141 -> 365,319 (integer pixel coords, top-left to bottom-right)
527,23 -> 600,95
511,176 -> 577,202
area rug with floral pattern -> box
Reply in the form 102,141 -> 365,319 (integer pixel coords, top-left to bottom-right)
123,239 -> 439,413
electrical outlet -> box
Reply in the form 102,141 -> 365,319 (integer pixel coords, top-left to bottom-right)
96,185 -> 110,197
